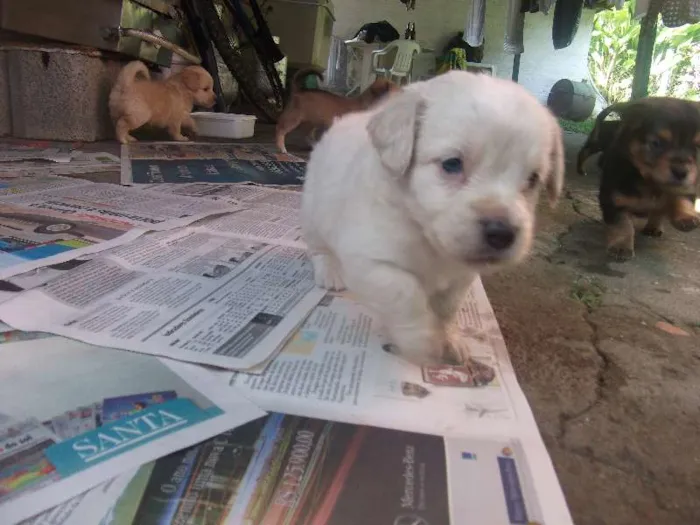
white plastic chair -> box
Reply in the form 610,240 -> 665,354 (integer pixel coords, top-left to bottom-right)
371,40 -> 422,85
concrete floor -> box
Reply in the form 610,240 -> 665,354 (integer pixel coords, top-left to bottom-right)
56,127 -> 700,524
483,131 -> 700,525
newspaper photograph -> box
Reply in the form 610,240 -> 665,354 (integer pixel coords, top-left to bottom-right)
34,413 -> 567,525
0,228 -> 325,370
143,182 -> 305,247
0,176 -> 240,280
0,141 -> 75,164
24,471 -> 137,525
121,143 -> 306,186
0,152 -> 121,178
0,337 -> 265,525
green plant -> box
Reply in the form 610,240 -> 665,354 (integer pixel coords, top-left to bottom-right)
558,118 -> 596,134
588,2 -> 700,104
570,276 -> 606,310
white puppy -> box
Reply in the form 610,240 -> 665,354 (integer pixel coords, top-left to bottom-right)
301,71 -> 564,365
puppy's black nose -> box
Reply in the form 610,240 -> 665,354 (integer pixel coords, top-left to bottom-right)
671,167 -> 688,181
481,219 -> 516,250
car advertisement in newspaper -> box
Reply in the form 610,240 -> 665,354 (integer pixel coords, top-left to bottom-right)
29,413 -> 550,525
0,337 -> 265,525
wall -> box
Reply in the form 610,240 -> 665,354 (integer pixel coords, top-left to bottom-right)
331,0 -> 595,104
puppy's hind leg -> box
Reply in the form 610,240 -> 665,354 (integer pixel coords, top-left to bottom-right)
276,109 -> 303,153
115,116 -> 143,144
343,260 -> 445,366
641,210 -> 664,237
576,145 -> 592,175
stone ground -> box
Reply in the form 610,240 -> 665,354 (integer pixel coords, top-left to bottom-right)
81,126 -> 700,524
484,132 -> 700,525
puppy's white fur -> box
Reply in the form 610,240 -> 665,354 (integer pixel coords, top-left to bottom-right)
301,71 -> 564,365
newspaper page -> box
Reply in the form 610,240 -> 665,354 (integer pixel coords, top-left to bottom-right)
32,412 -> 561,525
0,228 -> 325,370
228,278 -> 573,524
0,176 -> 240,280
0,141 -> 74,163
0,337 -> 265,525
0,152 -> 121,178
141,182 -> 305,247
121,143 -> 306,186
23,471 -> 137,525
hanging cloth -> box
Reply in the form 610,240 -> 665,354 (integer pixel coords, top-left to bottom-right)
521,0 -> 540,13
539,0 -> 556,14
463,0 -> 486,47
504,0 -> 526,54
661,0 -> 700,27
552,0 -> 584,50
635,0 -> 651,19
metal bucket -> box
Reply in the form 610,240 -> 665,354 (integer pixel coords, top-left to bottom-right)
547,79 -> 596,122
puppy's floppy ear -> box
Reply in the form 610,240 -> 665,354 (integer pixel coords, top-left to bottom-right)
546,115 -> 565,206
367,89 -> 424,176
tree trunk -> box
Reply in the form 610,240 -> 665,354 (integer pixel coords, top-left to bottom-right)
631,0 -> 663,100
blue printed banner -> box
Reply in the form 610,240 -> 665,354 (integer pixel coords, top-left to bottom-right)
498,456 -> 529,524
45,398 -> 215,476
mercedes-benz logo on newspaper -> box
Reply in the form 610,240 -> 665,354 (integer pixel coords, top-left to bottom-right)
394,515 -> 430,525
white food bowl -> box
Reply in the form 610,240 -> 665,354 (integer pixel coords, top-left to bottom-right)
190,112 -> 257,139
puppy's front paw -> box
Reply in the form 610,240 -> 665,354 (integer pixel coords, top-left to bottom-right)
641,225 -> 664,237
607,246 -> 634,262
311,254 -> 346,291
389,328 -> 447,367
671,214 -> 700,232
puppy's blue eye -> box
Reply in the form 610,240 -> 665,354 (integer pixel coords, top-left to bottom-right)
441,157 -> 463,174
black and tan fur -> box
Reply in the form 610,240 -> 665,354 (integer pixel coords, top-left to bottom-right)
576,103 -> 624,175
589,97 -> 700,261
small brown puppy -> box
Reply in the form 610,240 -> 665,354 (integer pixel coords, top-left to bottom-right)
592,97 -> 700,261
109,61 -> 217,144
275,69 -> 400,153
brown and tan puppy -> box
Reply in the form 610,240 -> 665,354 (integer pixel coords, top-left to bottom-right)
592,97 -> 700,261
275,69 -> 400,153
109,61 -> 217,144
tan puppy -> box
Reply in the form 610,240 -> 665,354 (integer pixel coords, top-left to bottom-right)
276,69 -> 400,153
109,61 -> 217,144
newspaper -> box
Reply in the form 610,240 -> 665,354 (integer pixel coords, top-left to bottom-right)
143,182 -> 305,247
0,142 -> 75,163
0,227 -> 325,370
31,412 -> 567,525
121,143 -> 306,186
0,337 -> 265,525
226,278 -> 574,524
0,176 -> 239,280
0,152 -> 121,178
23,471 -> 138,525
